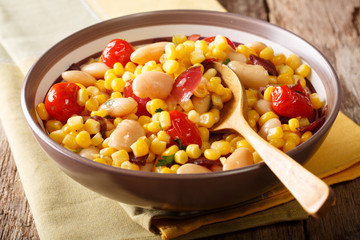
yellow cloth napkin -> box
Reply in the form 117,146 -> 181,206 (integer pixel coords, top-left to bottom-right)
0,1 -> 359,240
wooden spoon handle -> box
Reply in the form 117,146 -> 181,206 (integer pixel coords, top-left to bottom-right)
239,121 -> 335,217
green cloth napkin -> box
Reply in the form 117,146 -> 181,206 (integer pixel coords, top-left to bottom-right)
1,1 -> 360,240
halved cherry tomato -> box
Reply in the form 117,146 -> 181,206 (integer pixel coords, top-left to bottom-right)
203,36 -> 236,50
166,66 -> 202,105
101,39 -> 134,68
44,82 -> 84,122
166,110 -> 202,147
123,80 -> 151,117
271,81 -> 314,118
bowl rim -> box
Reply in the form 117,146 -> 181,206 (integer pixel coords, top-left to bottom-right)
21,9 -> 342,180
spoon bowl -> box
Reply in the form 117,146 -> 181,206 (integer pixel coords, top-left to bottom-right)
211,62 -> 335,217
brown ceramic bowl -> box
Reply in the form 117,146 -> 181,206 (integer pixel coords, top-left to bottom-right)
21,10 -> 341,211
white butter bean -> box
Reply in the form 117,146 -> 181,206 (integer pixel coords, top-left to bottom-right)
222,148 -> 254,171
245,41 -> 267,54
79,146 -> 99,160
99,97 -> 137,118
132,71 -> 173,99
130,42 -> 169,65
226,49 -> 247,63
192,95 -> 211,114
81,62 -> 111,79
108,119 -> 145,151
62,70 -> 96,87
258,118 -> 282,139
227,61 -> 269,89
176,163 -> 212,174
254,99 -> 273,116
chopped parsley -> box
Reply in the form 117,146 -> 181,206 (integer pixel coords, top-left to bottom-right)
156,154 -> 174,167
295,90 -> 303,95
155,108 -> 164,113
104,99 -> 114,107
222,58 -> 231,65
174,138 -> 186,150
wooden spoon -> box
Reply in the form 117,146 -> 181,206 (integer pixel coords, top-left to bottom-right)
211,61 -> 334,218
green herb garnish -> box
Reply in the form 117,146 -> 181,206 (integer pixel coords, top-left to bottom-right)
174,138 -> 186,150
155,108 -> 164,113
104,99 -> 114,107
222,58 -> 231,65
295,90 -> 303,95
156,155 -> 174,167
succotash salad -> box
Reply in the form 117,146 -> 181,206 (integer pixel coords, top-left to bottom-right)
36,34 -> 326,174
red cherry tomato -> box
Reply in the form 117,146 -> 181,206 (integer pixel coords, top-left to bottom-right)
101,39 -> 134,68
203,36 -> 236,50
166,66 -> 202,105
166,111 -> 202,147
44,82 -> 84,122
123,80 -> 151,117
271,82 -> 314,118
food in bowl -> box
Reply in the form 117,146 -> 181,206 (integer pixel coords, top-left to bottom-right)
35,34 -> 326,174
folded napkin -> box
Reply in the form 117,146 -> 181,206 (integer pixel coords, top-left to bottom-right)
0,1 -> 359,240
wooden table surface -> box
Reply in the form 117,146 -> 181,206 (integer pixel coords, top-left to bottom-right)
1,0 -> 360,239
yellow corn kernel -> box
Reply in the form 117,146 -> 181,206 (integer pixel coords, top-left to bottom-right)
159,167 -> 172,174
236,139 -> 254,152
236,44 -> 252,59
151,113 -> 160,121
204,148 -> 221,160
159,111 -> 171,130
186,144 -> 202,159
77,88 -> 89,106
67,116 -> 83,131
283,132 -> 301,145
263,86 -> 275,101
146,121 -> 161,133
210,108 -> 220,122
174,150 -> 189,165
100,147 -> 117,158
259,46 -> 274,60
230,136 -> 244,147
199,112 -> 216,128
212,47 -> 227,60
62,134 -> 79,149
113,62 -> 124,76
184,40 -> 195,52
277,64 -> 294,76
120,161 -> 140,171
288,118 -> 300,132
300,131 -> 313,143
163,145 -> 179,157
225,133 -> 239,143
269,76 -> 277,84
283,140 -> 297,152
87,86 -> 100,96
299,118 -> 310,127
111,78 -> 125,92
111,149 -> 130,167
221,88 -> 232,103
102,137 -> 110,148
134,65 -> 143,76
200,141 -> 211,153
211,94 -> 223,109
130,138 -> 149,157
125,62 -> 137,73
203,68 -> 217,80
259,111 -> 279,127
45,120 -> 63,133
172,35 -> 187,44
277,73 -> 294,84
170,164 -> 180,173
122,71 -> 136,82
179,99 -> 194,112
206,81 -> 218,93
75,130 -> 92,148
94,157 -> 109,165
248,109 -> 260,122
286,54 -> 302,70
295,63 -> 311,78
195,40 -> 209,53
85,97 -> 99,112
113,117 -> 122,127
175,44 -> 186,60
198,127 -> 210,142
146,99 -> 167,115
269,138 -> 285,148
150,137 -> 167,155
282,124 -> 291,132
165,43 -> 177,60
271,53 -> 286,66
157,130 -> 171,143
310,93 -> 323,109
214,35 -> 228,51
94,80 -> 106,93
267,127 -> 284,140
211,140 -> 231,156
146,152 -> 156,163
163,60 -> 179,74
193,82 -> 209,98
136,116 -> 149,126
190,50 -> 206,65
49,130 -> 66,144
187,110 -> 200,124
36,103 -> 49,120
253,151 -> 263,163
90,109 -> 107,118
91,132 -> 103,146
142,60 -> 158,72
